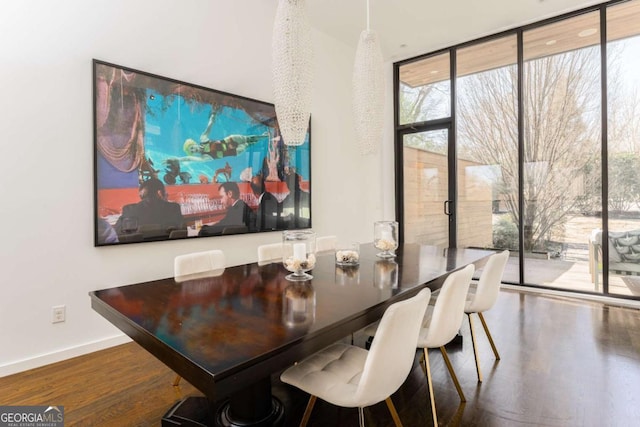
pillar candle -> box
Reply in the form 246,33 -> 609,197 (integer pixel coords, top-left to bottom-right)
293,243 -> 306,261
380,228 -> 393,241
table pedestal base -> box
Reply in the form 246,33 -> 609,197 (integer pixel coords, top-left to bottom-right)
162,377 -> 284,427
162,396 -> 213,427
217,397 -> 284,427
161,396 -> 284,427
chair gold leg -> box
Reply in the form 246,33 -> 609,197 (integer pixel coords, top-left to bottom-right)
385,397 -> 403,427
439,347 -> 466,402
419,351 -> 426,375
172,374 -> 182,387
423,349 -> 438,427
468,314 -> 483,383
172,383 -> 183,400
478,312 -> 501,360
300,395 -> 317,427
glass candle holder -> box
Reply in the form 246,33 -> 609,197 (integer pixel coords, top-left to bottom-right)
335,242 -> 360,266
282,230 -> 317,281
374,221 -> 399,258
282,283 -> 316,327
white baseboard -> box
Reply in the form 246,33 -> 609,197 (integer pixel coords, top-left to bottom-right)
501,284 -> 640,310
0,334 -> 131,378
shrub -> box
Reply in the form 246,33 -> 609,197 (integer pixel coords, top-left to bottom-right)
493,216 -> 519,250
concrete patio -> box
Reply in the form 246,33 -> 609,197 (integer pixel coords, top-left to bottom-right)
485,214 -> 640,298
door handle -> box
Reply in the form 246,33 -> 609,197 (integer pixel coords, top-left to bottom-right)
444,200 -> 452,216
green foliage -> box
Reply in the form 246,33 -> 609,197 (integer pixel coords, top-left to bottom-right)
578,152 -> 640,213
493,216 -> 519,250
608,152 -> 640,212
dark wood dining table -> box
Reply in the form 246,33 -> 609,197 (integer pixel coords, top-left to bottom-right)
89,243 -> 494,426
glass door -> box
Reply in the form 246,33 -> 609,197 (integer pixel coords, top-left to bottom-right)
402,128 -> 451,247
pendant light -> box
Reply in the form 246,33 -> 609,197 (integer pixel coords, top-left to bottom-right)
353,0 -> 385,155
272,0 -> 313,146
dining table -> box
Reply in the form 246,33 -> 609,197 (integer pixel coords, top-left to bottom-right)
89,243 -> 494,426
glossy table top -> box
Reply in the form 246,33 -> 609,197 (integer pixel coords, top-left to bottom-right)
90,243 -> 493,401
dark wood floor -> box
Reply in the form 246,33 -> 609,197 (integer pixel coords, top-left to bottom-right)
2,289 -> 640,426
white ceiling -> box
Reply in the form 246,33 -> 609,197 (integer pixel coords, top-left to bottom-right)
306,0 -> 605,62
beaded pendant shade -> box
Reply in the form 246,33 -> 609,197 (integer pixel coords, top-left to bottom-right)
272,0 -> 313,146
353,0 -> 385,155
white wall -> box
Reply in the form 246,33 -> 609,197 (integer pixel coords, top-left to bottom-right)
0,0 -> 389,376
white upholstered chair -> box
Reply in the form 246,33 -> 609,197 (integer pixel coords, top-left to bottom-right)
172,249 -> 225,386
418,264 -> 474,426
465,250 -> 509,383
174,249 -> 226,283
257,242 -> 284,266
315,235 -> 337,253
280,288 -> 432,427
363,264 -> 474,426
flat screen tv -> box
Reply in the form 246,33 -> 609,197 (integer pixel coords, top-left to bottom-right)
93,60 -> 311,246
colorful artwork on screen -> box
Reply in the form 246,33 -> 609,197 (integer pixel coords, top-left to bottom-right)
94,60 -> 311,246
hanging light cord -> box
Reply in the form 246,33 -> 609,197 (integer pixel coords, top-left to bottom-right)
366,0 -> 370,31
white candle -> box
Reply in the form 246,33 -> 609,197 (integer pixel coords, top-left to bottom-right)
380,228 -> 393,241
293,243 -> 306,261
292,297 -> 306,312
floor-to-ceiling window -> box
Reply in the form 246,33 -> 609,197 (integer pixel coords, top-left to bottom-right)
395,0 -> 640,300
606,1 -> 640,296
456,35 -> 518,252
522,12 -> 602,289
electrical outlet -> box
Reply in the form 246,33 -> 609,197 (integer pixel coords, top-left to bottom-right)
52,305 -> 66,324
